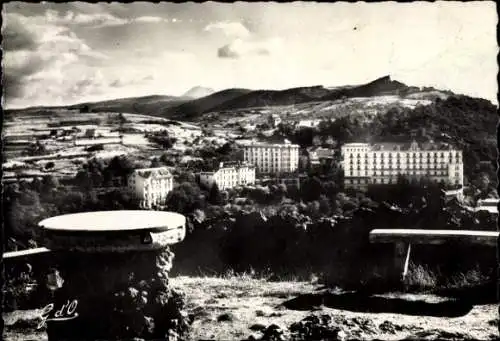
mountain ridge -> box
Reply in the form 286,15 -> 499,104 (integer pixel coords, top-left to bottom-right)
4,76 -> 463,119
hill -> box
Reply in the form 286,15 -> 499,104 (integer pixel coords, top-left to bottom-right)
209,87 -> 325,113
2,76 -> 469,122
3,95 -> 189,118
173,76 -> 455,119
69,95 -> 189,116
168,88 -> 252,119
321,75 -> 418,100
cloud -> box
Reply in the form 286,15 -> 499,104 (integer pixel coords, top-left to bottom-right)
135,16 -> 166,23
204,21 -> 250,38
17,9 -> 168,29
2,11 -> 111,108
217,38 -> 282,59
1,14 -> 37,51
45,10 -> 128,27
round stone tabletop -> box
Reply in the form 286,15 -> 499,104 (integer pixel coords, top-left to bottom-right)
39,211 -> 186,252
39,210 -> 186,232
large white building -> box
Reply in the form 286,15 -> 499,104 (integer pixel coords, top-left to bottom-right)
128,167 -> 174,208
242,141 -> 300,174
199,162 -> 255,190
341,141 -> 464,187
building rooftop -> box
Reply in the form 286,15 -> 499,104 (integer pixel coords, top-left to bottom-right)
344,140 -> 456,152
314,148 -> 335,159
133,167 -> 172,179
372,142 -> 455,151
240,141 -> 299,148
200,161 -> 254,174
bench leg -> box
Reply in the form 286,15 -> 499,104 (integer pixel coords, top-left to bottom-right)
394,242 -> 412,283
402,243 -> 412,281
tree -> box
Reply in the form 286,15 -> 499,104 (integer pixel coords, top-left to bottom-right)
107,156 -> 134,183
42,175 -> 59,190
75,169 -> 92,189
208,183 -> 223,205
301,176 -> 323,202
318,195 -> 331,216
31,177 -> 43,192
166,182 -> 204,214
150,158 -> 161,168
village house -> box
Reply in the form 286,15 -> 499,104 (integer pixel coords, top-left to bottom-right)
475,198 -> 499,214
199,161 -> 255,190
268,114 -> 282,128
127,167 -> 174,209
308,147 -> 335,169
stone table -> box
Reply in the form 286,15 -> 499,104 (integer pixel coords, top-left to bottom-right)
37,210 -> 189,341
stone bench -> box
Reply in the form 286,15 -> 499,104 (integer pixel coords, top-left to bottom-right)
369,229 -> 499,281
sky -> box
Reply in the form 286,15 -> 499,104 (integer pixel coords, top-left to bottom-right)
2,1 -> 498,109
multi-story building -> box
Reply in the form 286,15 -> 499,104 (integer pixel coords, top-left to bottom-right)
199,162 -> 255,190
308,147 -> 335,168
127,167 -> 174,208
475,198 -> 499,214
242,141 -> 300,175
341,141 -> 464,187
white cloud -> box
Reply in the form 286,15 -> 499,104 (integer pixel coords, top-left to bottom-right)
204,21 -> 250,38
135,16 -> 166,23
26,9 -> 168,28
2,11 -> 112,108
42,9 -> 128,27
218,37 -> 283,59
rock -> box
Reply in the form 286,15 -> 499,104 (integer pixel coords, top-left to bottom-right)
268,312 -> 283,317
379,321 -> 397,334
128,287 -> 139,299
262,324 -> 286,341
217,312 -> 236,322
487,319 -> 498,326
255,310 -> 266,317
337,330 -> 348,341
289,313 -> 381,340
249,323 -> 267,331
247,333 -> 262,340
6,317 -> 44,331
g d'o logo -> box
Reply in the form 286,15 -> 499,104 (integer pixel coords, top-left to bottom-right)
38,300 -> 79,329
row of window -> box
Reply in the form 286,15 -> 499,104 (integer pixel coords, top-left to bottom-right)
347,161 -> 462,167
345,178 -> 462,185
346,170 -> 450,176
348,166 -> 458,171
348,156 -> 462,163
348,152 -> 461,158
246,157 -> 295,161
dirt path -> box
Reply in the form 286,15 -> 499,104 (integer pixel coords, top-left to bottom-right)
3,276 -> 498,340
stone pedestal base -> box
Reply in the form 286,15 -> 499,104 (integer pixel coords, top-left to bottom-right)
47,248 -> 189,341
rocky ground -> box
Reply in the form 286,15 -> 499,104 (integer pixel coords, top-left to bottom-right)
3,275 -> 498,341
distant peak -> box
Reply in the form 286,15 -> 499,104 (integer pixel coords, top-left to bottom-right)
182,86 -> 215,99
372,75 -> 393,83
